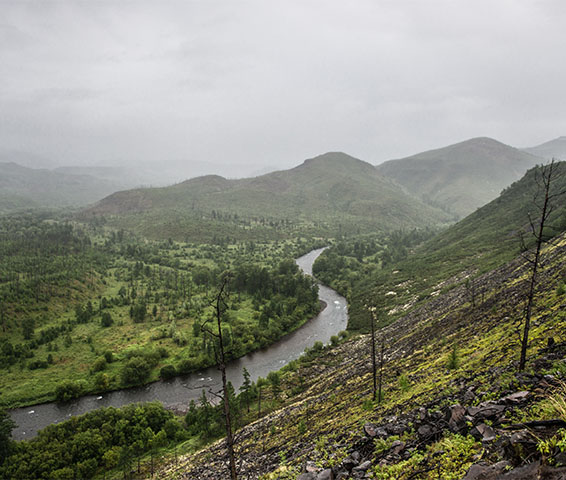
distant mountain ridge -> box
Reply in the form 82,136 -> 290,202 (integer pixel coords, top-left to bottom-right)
84,152 -> 452,241
376,137 -> 543,218
523,136 -> 566,161
0,162 -> 127,212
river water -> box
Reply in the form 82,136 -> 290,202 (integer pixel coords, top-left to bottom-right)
9,248 -> 348,440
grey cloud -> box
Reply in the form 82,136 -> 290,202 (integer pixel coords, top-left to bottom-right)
0,0 -> 565,176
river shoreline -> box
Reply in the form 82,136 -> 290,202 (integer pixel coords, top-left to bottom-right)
9,248 -> 348,440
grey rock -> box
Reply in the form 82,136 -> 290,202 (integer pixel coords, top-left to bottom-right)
463,388 -> 476,404
501,391 -> 530,405
363,423 -> 388,438
341,456 -> 357,471
510,430 -> 534,446
390,439 -> 405,455
462,462 -> 496,480
316,469 -> 334,480
470,423 -> 496,442
446,404 -> 467,432
468,403 -> 506,423
417,423 -> 435,439
306,461 -> 320,473
353,460 -> 372,472
462,460 -> 510,479
297,474 -> 317,480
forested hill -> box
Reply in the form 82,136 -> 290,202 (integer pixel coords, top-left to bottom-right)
376,137 -> 543,218
82,152 -> 452,241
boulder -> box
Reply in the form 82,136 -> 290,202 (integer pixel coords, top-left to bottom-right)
363,423 -> 387,438
470,423 -> 496,442
390,440 -> 406,455
297,474 -> 317,480
316,469 -> 334,480
417,423 -> 435,440
500,391 -> 530,405
446,404 -> 467,432
352,460 -> 372,472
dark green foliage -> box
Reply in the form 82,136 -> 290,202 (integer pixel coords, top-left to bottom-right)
120,356 -> 151,386
91,357 -> 107,373
267,371 -> 281,399
0,409 -> 15,465
240,367 -> 252,412
159,365 -> 177,380
100,312 -> 113,327
447,344 -> 460,370
130,301 -> 147,323
0,402 -> 177,479
55,381 -> 83,402
0,210 -> 322,407
22,317 -> 34,340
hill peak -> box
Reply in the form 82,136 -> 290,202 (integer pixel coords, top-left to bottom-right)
376,136 -> 542,218
304,151 -> 361,163
298,152 -> 376,175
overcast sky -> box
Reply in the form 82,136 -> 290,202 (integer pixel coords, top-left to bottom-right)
1,0 -> 565,179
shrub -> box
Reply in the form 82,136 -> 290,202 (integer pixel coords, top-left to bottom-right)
91,357 -> 107,373
101,312 -> 113,327
447,344 -> 460,370
160,365 -> 177,380
55,381 -> 83,402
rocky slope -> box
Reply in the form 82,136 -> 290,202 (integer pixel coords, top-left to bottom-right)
157,233 -> 566,479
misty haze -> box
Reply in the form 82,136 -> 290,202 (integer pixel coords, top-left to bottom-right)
1,2 -> 566,479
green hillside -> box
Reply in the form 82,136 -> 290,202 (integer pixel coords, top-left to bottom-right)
156,232 -> 566,480
315,161 -> 566,331
83,152 -> 452,241
376,137 -> 543,218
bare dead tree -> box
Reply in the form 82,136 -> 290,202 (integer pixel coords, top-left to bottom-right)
369,309 -> 377,402
200,275 -> 238,480
378,336 -> 385,404
518,160 -> 566,371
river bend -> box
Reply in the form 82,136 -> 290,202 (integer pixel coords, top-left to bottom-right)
10,248 -> 348,440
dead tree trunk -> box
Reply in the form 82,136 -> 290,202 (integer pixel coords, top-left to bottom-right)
201,277 -> 238,480
370,310 -> 377,402
519,160 -> 565,371
378,337 -> 385,404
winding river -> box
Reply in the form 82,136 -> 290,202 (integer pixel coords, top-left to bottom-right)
9,248 -> 348,440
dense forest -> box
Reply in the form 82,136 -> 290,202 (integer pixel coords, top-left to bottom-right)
0,212 -> 321,408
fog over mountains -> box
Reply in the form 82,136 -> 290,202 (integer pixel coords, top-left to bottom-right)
376,137 -> 542,217
1,135 -> 563,218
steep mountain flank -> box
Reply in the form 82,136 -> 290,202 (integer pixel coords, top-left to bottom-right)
159,232 -> 566,480
524,136 -> 566,161
83,152 -> 451,241
325,161 -> 566,331
376,137 -> 543,218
